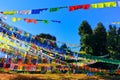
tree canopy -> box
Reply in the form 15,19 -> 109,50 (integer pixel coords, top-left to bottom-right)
78,21 -> 120,59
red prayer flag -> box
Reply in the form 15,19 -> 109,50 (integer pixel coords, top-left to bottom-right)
1,48 -> 5,52
69,5 -> 83,11
33,19 -> 37,24
83,4 -> 90,10
69,6 -> 75,11
24,18 -> 37,24
18,58 -> 22,64
27,19 -> 33,23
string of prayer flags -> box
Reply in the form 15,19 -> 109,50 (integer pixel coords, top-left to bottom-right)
0,1 -> 117,15
112,22 -> 120,24
1,22 -> 82,49
11,17 -> 61,24
1,8 -> 48,15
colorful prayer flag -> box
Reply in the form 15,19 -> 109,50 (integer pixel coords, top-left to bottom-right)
17,10 -> 31,14
104,2 -> 111,7
69,5 -> 83,11
83,4 -> 90,10
3,10 -> 16,15
91,4 -> 97,8
110,2 -> 116,7
12,17 -> 17,22
31,9 -> 41,14
97,3 -> 104,8
50,8 -> 59,12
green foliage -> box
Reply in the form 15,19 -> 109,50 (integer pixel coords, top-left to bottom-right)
107,25 -> 120,60
35,33 -> 56,41
78,20 -> 93,54
78,20 -> 120,60
35,33 -> 58,47
93,22 -> 107,56
60,44 -> 68,49
78,20 -> 92,36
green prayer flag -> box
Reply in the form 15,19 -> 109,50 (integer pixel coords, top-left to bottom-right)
44,20 -> 48,24
49,8 -> 59,12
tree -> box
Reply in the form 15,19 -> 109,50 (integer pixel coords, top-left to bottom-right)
60,44 -> 68,49
80,34 -> 93,54
107,25 -> 120,60
35,33 -> 56,41
93,22 -> 108,56
78,20 -> 93,54
78,20 -> 92,36
35,33 -> 58,47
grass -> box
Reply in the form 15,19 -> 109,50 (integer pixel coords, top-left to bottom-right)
0,73 -> 120,80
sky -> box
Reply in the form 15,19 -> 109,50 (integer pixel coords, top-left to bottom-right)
0,0 -> 120,51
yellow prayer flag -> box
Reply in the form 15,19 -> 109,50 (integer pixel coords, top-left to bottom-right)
12,43 -> 16,47
2,37 -> 6,43
50,54 -> 53,56
3,11 -> 9,15
6,45 -> 10,50
6,39 -> 10,44
0,36 -> 2,41
23,53 -> 27,57
9,10 -> 16,15
3,11 -> 16,15
91,4 -> 97,8
33,56 -> 38,59
104,2 -> 111,7
37,47 -> 40,51
110,2 -> 116,7
18,66 -> 23,71
0,43 -> 2,47
17,18 -> 21,21
4,38 -> 8,44
97,3 -> 104,8
12,17 -> 17,22
9,41 -> 13,46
